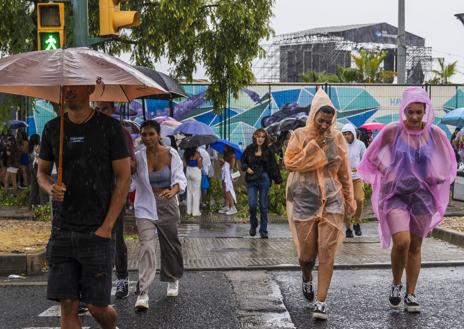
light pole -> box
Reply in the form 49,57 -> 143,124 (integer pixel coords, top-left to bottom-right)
397,0 -> 406,84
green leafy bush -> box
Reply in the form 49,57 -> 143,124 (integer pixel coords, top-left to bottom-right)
0,187 -> 30,207
32,204 -> 52,222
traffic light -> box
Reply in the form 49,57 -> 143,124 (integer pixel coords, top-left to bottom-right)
99,0 -> 140,36
37,3 -> 65,50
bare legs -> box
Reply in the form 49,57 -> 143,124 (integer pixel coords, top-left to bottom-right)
60,299 -> 117,329
296,215 -> 343,302
391,231 -> 423,294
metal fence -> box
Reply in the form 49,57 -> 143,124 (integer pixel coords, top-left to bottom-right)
29,83 -> 464,145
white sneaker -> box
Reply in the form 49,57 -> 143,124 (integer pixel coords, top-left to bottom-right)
167,280 -> 179,297
135,292 -> 149,310
225,207 -> 237,215
218,206 -> 228,214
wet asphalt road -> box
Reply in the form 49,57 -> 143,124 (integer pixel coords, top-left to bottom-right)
1,267 -> 463,329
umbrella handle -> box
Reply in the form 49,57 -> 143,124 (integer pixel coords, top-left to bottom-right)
57,87 -> 64,186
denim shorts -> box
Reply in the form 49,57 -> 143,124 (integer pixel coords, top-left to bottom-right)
46,229 -> 114,306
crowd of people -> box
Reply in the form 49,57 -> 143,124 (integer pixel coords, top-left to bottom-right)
0,84 -> 453,327
0,128 -> 49,206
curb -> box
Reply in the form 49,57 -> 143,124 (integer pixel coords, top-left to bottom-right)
3,260 -> 464,287
0,249 -> 46,276
432,227 -> 464,248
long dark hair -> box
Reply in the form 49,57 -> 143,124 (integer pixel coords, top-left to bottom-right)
140,120 -> 160,134
140,120 -> 163,145
252,128 -> 270,152
29,134 -> 40,153
184,147 -> 197,161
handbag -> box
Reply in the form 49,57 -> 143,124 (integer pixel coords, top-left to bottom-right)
231,171 -> 241,180
201,174 -> 210,190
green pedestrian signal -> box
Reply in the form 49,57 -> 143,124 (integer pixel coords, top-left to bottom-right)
39,32 -> 61,51
37,3 -> 65,50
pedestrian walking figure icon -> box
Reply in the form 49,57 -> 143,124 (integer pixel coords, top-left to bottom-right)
45,35 -> 58,50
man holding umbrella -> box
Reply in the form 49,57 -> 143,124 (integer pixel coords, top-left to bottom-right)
38,86 -> 131,328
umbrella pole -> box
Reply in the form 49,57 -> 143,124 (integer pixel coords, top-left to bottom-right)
142,98 -> 146,120
57,86 -> 64,186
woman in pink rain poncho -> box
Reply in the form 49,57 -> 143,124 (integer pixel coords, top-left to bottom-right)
358,87 -> 457,312
285,89 -> 356,320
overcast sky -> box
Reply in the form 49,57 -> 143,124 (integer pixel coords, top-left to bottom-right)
130,0 -> 464,82
271,0 -> 464,81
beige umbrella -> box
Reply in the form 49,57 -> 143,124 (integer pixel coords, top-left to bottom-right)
0,47 -> 168,185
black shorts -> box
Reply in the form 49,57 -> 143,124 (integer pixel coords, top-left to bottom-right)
46,229 -> 114,306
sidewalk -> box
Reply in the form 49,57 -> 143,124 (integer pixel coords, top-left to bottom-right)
126,222 -> 464,271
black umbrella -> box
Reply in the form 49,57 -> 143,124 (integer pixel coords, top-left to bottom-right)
133,66 -> 187,99
179,135 -> 219,149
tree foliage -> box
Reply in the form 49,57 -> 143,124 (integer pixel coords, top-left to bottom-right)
0,0 -> 274,113
351,49 -> 388,83
430,58 -> 458,85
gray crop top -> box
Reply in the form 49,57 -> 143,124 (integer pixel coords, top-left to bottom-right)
149,166 -> 171,188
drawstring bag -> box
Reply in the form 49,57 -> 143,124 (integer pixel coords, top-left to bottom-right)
201,173 -> 210,190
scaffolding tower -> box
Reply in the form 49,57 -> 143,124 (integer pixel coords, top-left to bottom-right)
253,29 -> 432,83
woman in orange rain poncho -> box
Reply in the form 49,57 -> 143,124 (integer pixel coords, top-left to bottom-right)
284,88 -> 356,320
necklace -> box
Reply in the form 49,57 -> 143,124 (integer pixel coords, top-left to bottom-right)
68,109 -> 94,125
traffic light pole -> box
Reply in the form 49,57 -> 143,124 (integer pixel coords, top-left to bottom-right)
71,0 -> 112,47
71,0 -> 89,47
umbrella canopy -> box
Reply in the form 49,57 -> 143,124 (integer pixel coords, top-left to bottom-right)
360,122 -> 385,131
441,108 -> 464,127
121,120 -> 140,134
7,120 -> 28,129
0,47 -> 167,103
134,66 -> 187,99
179,135 -> 219,149
160,124 -> 176,137
174,120 -> 215,136
211,139 -> 243,160
153,116 -> 181,127
0,47 -> 169,186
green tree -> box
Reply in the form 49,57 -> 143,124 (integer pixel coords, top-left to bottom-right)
431,58 -> 458,84
0,0 -> 274,113
300,70 -> 340,83
351,49 -> 388,83
337,66 -> 362,83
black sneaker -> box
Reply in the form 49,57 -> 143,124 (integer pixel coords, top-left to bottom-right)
313,300 -> 328,320
302,279 -> 314,302
115,278 -> 129,299
260,232 -> 268,239
389,284 -> 402,309
353,224 -> 362,236
78,302 -> 88,314
346,228 -> 354,238
249,227 -> 257,237
404,294 -> 421,313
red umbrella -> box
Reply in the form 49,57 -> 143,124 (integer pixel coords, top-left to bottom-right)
360,122 -> 385,131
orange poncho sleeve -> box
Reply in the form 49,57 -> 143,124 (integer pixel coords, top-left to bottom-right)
284,129 -> 328,172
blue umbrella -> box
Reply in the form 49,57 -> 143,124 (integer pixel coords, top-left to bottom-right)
174,120 -> 215,136
8,120 -> 28,129
211,139 -> 243,160
441,108 -> 464,127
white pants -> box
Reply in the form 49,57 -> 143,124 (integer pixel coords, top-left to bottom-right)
186,166 -> 202,216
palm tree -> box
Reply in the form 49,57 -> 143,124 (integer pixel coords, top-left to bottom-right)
337,66 -> 362,83
431,58 -> 457,84
351,49 -> 388,83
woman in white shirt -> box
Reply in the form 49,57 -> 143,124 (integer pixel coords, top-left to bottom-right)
131,120 -> 187,311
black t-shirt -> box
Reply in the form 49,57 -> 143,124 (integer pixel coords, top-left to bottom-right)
39,111 -> 129,232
